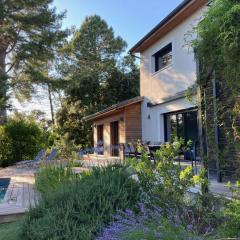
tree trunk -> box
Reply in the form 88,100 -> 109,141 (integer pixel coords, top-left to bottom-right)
48,84 -> 55,125
0,50 -> 7,124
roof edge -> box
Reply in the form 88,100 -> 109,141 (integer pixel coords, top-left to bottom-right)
147,89 -> 196,107
83,96 -> 144,122
129,0 -> 208,54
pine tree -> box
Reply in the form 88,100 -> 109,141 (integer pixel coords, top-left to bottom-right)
0,0 -> 68,123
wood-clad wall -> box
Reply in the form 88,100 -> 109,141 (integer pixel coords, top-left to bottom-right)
93,111 -> 125,156
92,102 -> 142,157
125,102 -> 142,143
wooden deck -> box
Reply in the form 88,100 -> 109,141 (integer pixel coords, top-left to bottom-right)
0,166 -> 38,223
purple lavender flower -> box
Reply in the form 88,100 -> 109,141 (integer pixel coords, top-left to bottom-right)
96,203 -> 162,240
96,203 -> 201,240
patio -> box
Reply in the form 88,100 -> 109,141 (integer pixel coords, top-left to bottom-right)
0,166 -> 38,223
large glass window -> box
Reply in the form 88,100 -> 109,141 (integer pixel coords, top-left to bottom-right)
164,109 -> 198,144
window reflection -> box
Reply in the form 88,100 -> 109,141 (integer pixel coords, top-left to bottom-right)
165,110 -> 198,143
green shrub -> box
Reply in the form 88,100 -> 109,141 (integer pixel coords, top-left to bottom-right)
218,182 -> 240,238
125,139 -> 222,236
126,139 -> 199,209
0,126 -> 13,167
51,129 -> 81,160
22,165 -> 141,240
35,164 -> 77,194
0,119 -> 49,166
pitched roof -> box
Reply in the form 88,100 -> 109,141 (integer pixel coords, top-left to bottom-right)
83,96 -> 143,121
129,0 -> 208,54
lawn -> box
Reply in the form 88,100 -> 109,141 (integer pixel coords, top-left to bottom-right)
0,221 -> 22,240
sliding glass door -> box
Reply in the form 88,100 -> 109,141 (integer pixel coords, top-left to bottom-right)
164,109 -> 198,144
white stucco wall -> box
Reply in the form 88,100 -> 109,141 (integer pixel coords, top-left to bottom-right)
141,97 -> 196,143
140,7 -> 206,102
140,6 -> 206,143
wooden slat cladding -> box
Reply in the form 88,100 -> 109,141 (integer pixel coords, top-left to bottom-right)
92,102 -> 142,157
125,102 -> 142,143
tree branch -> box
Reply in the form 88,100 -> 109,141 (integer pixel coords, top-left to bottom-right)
6,62 -> 15,73
6,41 -> 17,55
6,29 -> 21,54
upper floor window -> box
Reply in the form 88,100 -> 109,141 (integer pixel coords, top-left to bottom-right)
154,43 -> 172,72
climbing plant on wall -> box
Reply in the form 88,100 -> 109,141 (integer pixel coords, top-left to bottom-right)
192,0 -> 240,179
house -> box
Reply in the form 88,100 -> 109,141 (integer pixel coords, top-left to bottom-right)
85,0 -> 207,154
85,0 -> 239,181
84,96 -> 143,158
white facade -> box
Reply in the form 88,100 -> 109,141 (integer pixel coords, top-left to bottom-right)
140,7 -> 206,142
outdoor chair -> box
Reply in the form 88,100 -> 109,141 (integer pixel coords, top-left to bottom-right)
16,149 -> 46,166
123,143 -> 132,158
78,149 -> 85,159
124,143 -> 136,157
45,148 -> 58,162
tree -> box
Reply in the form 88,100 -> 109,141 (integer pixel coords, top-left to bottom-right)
0,0 -> 68,123
56,15 -> 139,145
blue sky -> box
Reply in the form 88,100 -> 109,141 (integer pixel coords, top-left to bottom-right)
53,0 -> 182,51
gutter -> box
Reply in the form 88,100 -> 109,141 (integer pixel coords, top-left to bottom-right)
129,0 -> 193,54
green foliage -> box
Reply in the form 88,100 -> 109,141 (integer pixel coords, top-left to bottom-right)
127,139 -> 198,208
51,127 -> 81,159
55,101 -> 93,146
119,218 -> 198,240
125,139 -> 223,236
193,0 -> 240,91
35,164 -> 77,195
0,221 -> 22,240
0,119 -> 49,166
0,0 -> 69,117
0,126 -> 13,166
218,182 -> 240,238
56,15 -> 139,145
192,0 -> 240,176
22,165 -> 141,240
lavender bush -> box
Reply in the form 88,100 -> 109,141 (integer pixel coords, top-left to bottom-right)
97,203 -> 201,240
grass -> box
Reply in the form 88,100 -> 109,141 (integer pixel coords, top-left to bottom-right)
0,221 -> 22,240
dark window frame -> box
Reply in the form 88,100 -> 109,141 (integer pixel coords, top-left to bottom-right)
163,107 -> 198,143
154,43 -> 172,72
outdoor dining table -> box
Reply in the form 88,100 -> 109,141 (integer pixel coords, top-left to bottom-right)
148,145 -> 161,152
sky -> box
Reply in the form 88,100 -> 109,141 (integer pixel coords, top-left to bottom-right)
53,0 -> 182,51
13,0 -> 183,118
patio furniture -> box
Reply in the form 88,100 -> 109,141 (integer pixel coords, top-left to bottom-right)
77,149 -> 85,159
123,143 -> 136,158
45,148 -> 58,162
16,149 -> 46,165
